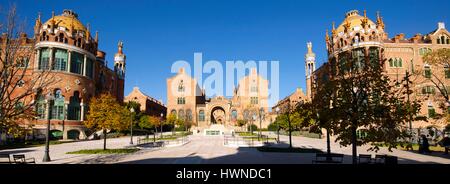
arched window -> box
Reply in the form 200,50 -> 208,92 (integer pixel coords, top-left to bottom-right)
243,110 -> 249,120
442,36 -> 446,45
51,89 -> 65,120
178,109 -> 185,120
53,49 -> 68,71
186,109 -> 192,121
68,91 -> 81,120
170,109 -> 177,117
36,90 -> 46,119
76,38 -> 82,47
445,65 -> 450,78
198,110 -> 205,122
57,33 -> 65,42
178,80 -> 185,92
231,110 -> 238,121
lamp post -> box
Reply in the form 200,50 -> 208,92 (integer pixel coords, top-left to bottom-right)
129,107 -> 134,145
275,107 -> 280,143
43,92 -> 55,162
160,113 -> 163,139
258,108 -> 264,141
252,114 -> 257,135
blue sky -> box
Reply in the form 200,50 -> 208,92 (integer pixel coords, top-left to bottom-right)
3,0 -> 450,107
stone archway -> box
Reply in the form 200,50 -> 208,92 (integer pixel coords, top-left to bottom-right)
210,106 -> 226,125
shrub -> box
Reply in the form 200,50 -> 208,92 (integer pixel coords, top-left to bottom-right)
247,124 -> 258,132
267,123 -> 279,131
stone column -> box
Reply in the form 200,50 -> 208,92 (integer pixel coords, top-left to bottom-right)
49,47 -> 54,70
80,102 -> 85,121
83,54 -> 87,76
35,48 -> 41,70
67,50 -> 72,73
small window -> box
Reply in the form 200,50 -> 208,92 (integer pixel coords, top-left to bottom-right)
424,66 -> 432,78
428,106 -> 436,118
445,66 -> 450,79
422,86 -> 435,95
17,80 -> 25,87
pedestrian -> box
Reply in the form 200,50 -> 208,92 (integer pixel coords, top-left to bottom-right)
438,134 -> 450,155
419,135 -> 431,154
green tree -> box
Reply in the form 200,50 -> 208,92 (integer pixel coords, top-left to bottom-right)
85,93 -> 130,150
331,48 -> 421,164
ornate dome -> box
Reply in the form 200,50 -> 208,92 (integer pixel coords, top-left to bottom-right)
43,10 -> 87,33
335,10 -> 376,34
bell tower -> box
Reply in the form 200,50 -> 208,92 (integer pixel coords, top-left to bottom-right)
305,42 -> 316,100
114,41 -> 126,79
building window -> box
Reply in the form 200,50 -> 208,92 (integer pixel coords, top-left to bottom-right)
231,110 -> 238,121
86,58 -> 94,78
178,80 -> 185,92
53,49 -> 68,71
16,57 -> 29,68
389,58 -> 402,68
419,48 -> 432,56
424,66 -> 432,78
68,91 -> 81,120
39,48 -> 50,70
36,92 -> 46,119
178,110 -> 185,120
199,110 -> 205,122
51,89 -> 65,120
428,106 -> 436,118
170,110 -> 177,117
251,97 -> 259,105
422,86 -> 435,95
70,52 -> 84,75
251,85 -> 258,93
186,109 -> 192,121
177,97 -> 185,105
445,66 -> 450,79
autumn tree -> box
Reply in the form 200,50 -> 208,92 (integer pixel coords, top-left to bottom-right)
85,93 -> 130,150
0,4 -> 57,137
166,113 -> 177,135
422,48 -> 450,117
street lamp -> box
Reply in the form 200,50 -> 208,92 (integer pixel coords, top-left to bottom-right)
160,113 -> 164,139
252,114 -> 257,135
275,107 -> 280,143
129,107 -> 134,145
43,92 -> 55,162
258,108 -> 264,141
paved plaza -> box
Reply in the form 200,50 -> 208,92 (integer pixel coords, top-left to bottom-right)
1,134 -> 449,164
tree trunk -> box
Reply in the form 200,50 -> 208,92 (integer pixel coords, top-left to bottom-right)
288,119 -> 292,149
327,128 -> 331,160
103,129 -> 107,150
351,125 -> 357,164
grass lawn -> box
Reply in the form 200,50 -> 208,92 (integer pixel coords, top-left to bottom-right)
399,144 -> 446,153
237,132 -> 258,137
257,147 -> 323,153
66,148 -> 139,154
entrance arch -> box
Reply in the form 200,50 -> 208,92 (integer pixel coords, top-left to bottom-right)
67,129 -> 81,140
210,106 -> 226,125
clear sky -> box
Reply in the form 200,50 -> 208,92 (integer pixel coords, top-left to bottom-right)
2,0 -> 450,107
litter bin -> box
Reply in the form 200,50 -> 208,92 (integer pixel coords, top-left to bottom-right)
385,156 -> 398,165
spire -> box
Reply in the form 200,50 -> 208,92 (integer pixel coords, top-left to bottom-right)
95,31 -> 99,43
325,29 -> 330,42
343,19 -> 351,33
331,21 -> 337,36
34,12 -> 42,35
307,42 -> 313,54
86,23 -> 91,42
361,10 -> 369,28
376,11 -> 385,29
118,41 -> 123,54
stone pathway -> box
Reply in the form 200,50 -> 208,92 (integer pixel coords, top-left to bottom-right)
1,134 -> 449,164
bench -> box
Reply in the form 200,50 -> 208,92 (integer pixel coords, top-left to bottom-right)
312,153 -> 344,164
0,154 -> 11,164
374,154 -> 386,164
358,154 -> 372,164
12,154 -> 35,164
